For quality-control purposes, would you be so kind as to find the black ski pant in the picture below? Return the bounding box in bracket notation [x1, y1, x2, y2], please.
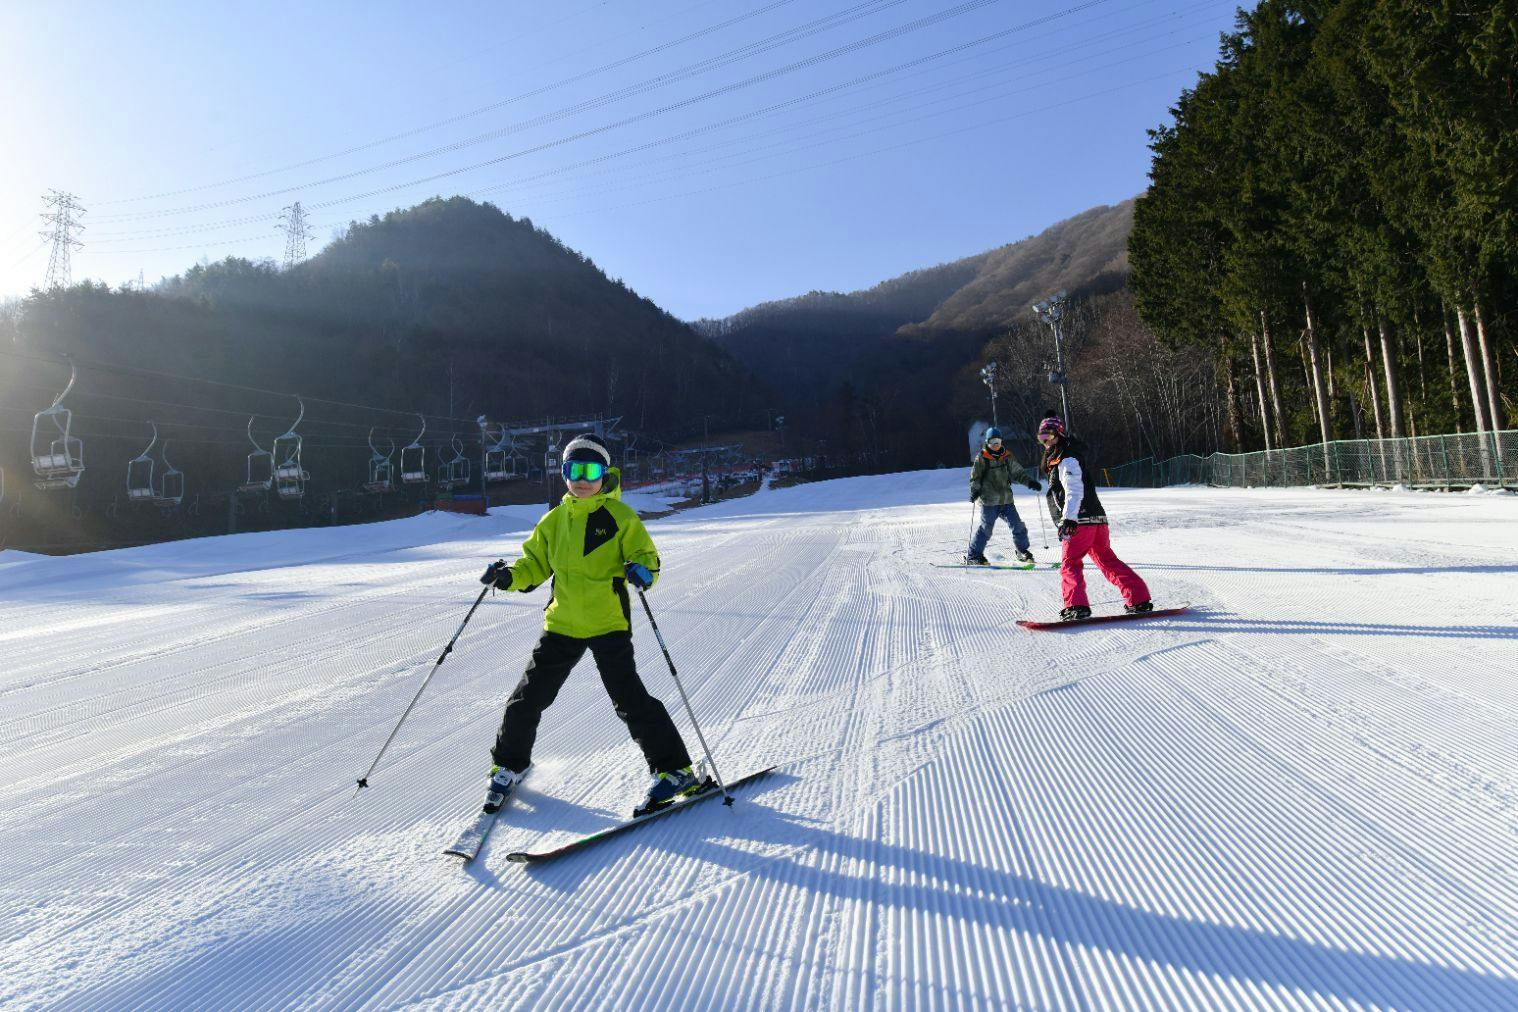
[492, 629, 691, 776]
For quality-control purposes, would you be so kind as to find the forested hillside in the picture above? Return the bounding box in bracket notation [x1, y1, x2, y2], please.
[1129, 0, 1515, 454]
[696, 202, 1135, 469]
[0, 198, 762, 551]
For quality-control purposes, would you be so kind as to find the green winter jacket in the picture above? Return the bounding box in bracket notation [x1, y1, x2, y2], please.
[969, 446, 1039, 505]
[507, 468, 660, 638]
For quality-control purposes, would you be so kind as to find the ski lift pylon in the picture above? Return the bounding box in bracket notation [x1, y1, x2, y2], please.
[240, 416, 273, 493]
[272, 399, 308, 500]
[400, 413, 427, 484]
[31, 359, 85, 490]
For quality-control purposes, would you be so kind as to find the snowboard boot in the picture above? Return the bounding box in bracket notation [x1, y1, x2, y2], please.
[1124, 600, 1155, 615]
[483, 765, 527, 814]
[1014, 549, 1035, 564]
[962, 553, 990, 566]
[634, 766, 702, 817]
[1059, 604, 1092, 622]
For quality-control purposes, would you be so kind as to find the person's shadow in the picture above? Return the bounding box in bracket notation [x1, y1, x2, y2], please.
[497, 772, 1518, 1009]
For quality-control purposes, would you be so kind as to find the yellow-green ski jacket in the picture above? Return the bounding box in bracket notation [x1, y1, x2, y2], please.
[506, 468, 660, 638]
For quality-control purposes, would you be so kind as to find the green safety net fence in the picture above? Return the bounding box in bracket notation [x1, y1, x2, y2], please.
[1106, 430, 1517, 490]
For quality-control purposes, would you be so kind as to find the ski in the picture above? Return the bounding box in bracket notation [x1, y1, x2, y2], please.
[444, 770, 529, 861]
[932, 562, 1055, 571]
[505, 766, 778, 866]
[1018, 604, 1189, 630]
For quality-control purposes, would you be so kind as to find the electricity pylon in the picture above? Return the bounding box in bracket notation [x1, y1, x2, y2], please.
[278, 201, 314, 270]
[40, 190, 85, 289]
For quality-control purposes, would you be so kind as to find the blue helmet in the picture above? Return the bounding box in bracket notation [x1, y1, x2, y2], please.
[983, 427, 1003, 444]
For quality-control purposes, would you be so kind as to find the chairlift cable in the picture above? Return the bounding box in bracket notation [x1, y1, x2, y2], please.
[0, 346, 506, 430]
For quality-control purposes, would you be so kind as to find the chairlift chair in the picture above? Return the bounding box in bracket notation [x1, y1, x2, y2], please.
[364, 427, 395, 493]
[272, 399, 308, 500]
[31, 361, 85, 490]
[400, 413, 427, 484]
[240, 416, 274, 493]
[156, 440, 184, 506]
[480, 419, 513, 482]
[438, 435, 470, 490]
[127, 423, 159, 503]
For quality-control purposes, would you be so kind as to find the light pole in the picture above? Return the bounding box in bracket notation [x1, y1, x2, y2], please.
[978, 361, 1000, 427]
[1032, 290, 1073, 429]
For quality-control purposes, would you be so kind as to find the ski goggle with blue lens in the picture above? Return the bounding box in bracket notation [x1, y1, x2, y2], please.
[561, 460, 607, 482]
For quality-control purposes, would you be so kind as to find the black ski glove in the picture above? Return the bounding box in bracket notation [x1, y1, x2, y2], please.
[969, 486, 981, 503]
[480, 559, 512, 590]
[1023, 477, 1041, 491]
[1057, 520, 1078, 541]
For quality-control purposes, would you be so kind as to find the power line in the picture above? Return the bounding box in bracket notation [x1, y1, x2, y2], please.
[84, 1, 1199, 254]
[7, 239, 51, 271]
[547, 67, 1199, 224]
[69, 9, 1215, 272]
[458, 13, 1219, 210]
[89, 0, 1069, 223]
[96, 0, 797, 206]
[82, 0, 1123, 254]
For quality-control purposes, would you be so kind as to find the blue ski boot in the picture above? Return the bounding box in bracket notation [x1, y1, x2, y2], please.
[633, 766, 702, 817]
[484, 765, 527, 814]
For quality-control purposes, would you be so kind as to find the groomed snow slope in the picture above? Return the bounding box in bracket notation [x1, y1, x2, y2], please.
[2, 473, 1517, 1010]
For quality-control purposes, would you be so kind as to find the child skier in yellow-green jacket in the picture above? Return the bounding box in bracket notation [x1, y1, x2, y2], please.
[478, 434, 698, 817]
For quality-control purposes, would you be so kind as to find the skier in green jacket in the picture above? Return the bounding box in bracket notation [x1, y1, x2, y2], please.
[479, 434, 698, 817]
[965, 426, 1042, 565]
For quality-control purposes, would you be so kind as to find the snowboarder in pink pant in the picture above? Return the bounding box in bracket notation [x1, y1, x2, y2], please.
[1036, 413, 1152, 622]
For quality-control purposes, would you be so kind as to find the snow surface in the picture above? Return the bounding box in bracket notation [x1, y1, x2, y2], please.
[2, 472, 1517, 1010]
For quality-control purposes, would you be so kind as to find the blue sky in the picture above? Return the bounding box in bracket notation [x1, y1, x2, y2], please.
[0, 0, 1240, 319]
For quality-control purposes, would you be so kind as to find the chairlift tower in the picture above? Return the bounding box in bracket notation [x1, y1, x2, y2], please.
[278, 202, 314, 270]
[39, 190, 85, 290]
[1032, 290, 1073, 430]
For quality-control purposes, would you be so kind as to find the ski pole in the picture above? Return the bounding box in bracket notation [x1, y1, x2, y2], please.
[1035, 491, 1050, 549]
[636, 587, 732, 805]
[965, 500, 978, 558]
[354, 579, 494, 796]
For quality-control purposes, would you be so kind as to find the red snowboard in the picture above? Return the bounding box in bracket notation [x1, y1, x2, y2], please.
[1017, 604, 1189, 630]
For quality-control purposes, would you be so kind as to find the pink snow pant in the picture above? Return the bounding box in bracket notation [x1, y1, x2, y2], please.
[1060, 523, 1149, 608]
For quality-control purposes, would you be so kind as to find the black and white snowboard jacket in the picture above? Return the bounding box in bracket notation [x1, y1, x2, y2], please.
[1044, 437, 1108, 528]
